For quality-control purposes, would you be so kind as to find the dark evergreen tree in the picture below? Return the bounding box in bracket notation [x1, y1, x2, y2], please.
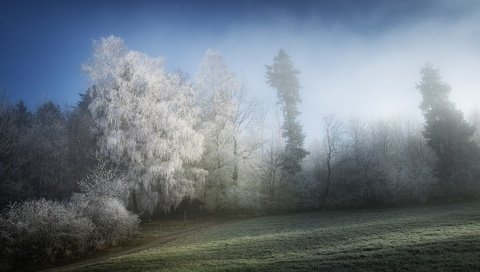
[32, 101, 71, 199]
[266, 50, 308, 176]
[417, 64, 479, 198]
[0, 99, 35, 207]
[67, 88, 99, 186]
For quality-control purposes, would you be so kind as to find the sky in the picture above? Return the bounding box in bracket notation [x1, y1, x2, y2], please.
[1, 0, 480, 142]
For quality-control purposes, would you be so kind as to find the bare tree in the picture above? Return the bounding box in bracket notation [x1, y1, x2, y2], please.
[231, 83, 262, 185]
[261, 139, 283, 202]
[322, 114, 344, 201]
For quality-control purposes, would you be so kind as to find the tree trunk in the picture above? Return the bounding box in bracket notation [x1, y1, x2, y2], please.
[324, 157, 332, 202]
[183, 207, 187, 227]
[233, 138, 238, 186]
[270, 175, 275, 202]
[131, 188, 138, 213]
[203, 181, 207, 205]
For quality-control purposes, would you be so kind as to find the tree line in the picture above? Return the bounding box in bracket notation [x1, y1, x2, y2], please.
[2, 37, 480, 217]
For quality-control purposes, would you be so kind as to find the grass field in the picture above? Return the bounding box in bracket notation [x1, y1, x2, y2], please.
[49, 202, 480, 272]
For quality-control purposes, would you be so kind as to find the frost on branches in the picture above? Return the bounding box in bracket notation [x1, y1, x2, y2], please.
[83, 36, 205, 214]
[195, 50, 261, 210]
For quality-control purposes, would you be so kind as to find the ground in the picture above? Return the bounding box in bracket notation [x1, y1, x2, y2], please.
[48, 202, 480, 272]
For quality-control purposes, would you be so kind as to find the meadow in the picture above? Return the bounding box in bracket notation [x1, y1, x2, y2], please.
[49, 202, 480, 272]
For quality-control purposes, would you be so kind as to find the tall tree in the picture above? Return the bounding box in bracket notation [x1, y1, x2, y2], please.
[66, 89, 99, 184]
[0, 97, 35, 207]
[266, 50, 308, 177]
[84, 36, 205, 214]
[195, 50, 237, 210]
[195, 50, 260, 210]
[417, 64, 479, 198]
[32, 101, 71, 199]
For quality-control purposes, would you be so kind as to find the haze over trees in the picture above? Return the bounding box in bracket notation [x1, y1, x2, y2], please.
[194, 50, 261, 211]
[1, 35, 480, 270]
[417, 64, 480, 198]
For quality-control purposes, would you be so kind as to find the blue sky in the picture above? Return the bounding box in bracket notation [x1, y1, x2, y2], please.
[1, 0, 480, 141]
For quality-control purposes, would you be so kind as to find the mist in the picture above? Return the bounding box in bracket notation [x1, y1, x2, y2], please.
[83, 0, 480, 142]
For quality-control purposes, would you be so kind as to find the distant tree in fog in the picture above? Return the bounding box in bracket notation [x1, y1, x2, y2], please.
[266, 50, 308, 178]
[195, 50, 261, 210]
[417, 64, 480, 198]
[195, 50, 239, 210]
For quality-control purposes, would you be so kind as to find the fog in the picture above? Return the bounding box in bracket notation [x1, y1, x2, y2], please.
[2, 1, 479, 144]
[209, 9, 480, 142]
[119, 1, 480, 143]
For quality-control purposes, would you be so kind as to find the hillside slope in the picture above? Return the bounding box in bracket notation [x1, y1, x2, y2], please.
[50, 202, 480, 272]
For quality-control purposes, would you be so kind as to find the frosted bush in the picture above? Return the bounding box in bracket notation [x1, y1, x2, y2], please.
[73, 159, 139, 247]
[71, 194, 139, 247]
[78, 157, 128, 202]
[0, 199, 95, 268]
[0, 160, 140, 269]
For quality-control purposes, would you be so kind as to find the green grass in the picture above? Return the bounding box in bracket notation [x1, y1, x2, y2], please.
[50, 202, 480, 271]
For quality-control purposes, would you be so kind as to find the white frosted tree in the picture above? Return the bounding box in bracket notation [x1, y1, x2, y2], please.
[195, 50, 235, 210]
[83, 36, 205, 214]
[195, 50, 260, 210]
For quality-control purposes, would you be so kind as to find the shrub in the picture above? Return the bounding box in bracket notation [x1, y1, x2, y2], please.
[77, 157, 127, 201]
[0, 199, 95, 269]
[72, 158, 139, 247]
[0, 161, 140, 270]
[71, 194, 139, 248]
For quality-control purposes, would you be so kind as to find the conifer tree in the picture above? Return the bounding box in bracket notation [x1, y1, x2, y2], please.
[266, 50, 308, 177]
[417, 64, 479, 197]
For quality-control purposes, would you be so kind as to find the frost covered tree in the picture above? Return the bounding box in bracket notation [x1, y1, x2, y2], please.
[195, 50, 260, 210]
[417, 64, 479, 198]
[83, 36, 205, 214]
[195, 50, 236, 210]
[266, 50, 308, 177]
